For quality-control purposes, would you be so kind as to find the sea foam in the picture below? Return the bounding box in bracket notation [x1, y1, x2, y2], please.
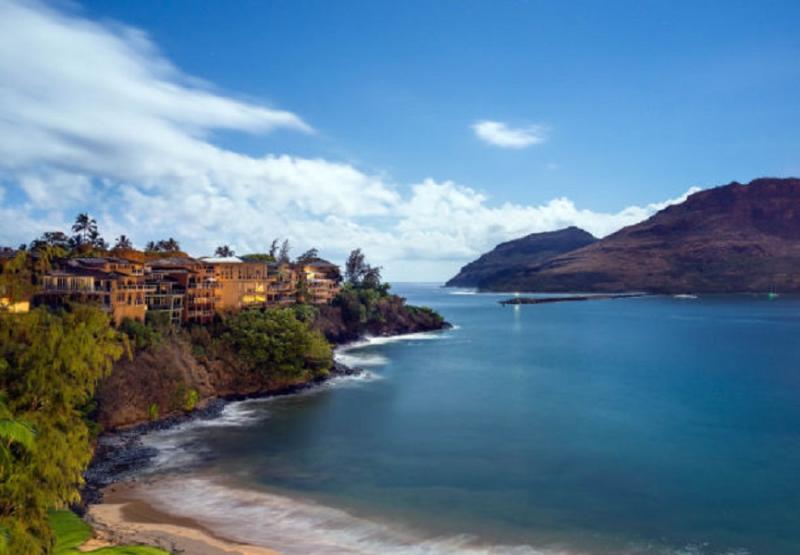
[138, 475, 577, 555]
[334, 329, 451, 368]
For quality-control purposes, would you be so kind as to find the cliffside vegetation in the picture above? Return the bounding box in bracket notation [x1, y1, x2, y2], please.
[223, 308, 332, 379]
[0, 306, 123, 554]
[0, 239, 446, 552]
[314, 249, 447, 343]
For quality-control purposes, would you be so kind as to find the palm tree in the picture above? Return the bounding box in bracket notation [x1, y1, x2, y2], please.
[157, 238, 181, 253]
[278, 239, 291, 263]
[113, 235, 133, 250]
[89, 229, 108, 251]
[268, 239, 279, 259]
[0, 401, 34, 467]
[297, 247, 319, 263]
[71, 213, 97, 246]
[144, 241, 158, 253]
[215, 245, 235, 257]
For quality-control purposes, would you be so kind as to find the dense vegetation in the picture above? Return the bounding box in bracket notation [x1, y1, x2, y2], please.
[0, 306, 123, 554]
[1, 224, 444, 553]
[322, 249, 446, 340]
[222, 308, 332, 379]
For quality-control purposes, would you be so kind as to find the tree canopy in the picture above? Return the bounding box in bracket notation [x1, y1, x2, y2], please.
[113, 235, 133, 250]
[344, 249, 385, 292]
[0, 306, 124, 554]
[222, 308, 331, 380]
[214, 245, 235, 257]
[145, 238, 181, 253]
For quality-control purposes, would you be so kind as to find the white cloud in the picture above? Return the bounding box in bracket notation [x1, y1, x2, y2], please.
[392, 179, 699, 262]
[0, 0, 701, 282]
[471, 120, 548, 149]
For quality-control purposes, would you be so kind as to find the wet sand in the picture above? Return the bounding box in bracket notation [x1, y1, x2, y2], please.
[86, 482, 281, 555]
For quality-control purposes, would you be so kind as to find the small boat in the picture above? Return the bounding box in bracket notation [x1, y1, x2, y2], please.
[767, 291, 780, 300]
[673, 294, 698, 300]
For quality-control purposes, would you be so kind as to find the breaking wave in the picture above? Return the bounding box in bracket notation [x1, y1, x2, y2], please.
[140, 399, 271, 470]
[334, 329, 451, 368]
[137, 475, 576, 555]
[134, 476, 750, 555]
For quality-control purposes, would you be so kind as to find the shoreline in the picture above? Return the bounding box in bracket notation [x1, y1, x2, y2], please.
[82, 359, 363, 508]
[87, 482, 282, 555]
[80, 326, 454, 554]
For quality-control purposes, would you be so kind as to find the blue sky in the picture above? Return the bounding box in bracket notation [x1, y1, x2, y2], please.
[0, 0, 798, 280]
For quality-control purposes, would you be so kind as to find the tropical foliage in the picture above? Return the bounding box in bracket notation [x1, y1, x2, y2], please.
[144, 238, 181, 253]
[214, 245, 235, 257]
[222, 308, 332, 380]
[0, 251, 35, 304]
[0, 306, 124, 554]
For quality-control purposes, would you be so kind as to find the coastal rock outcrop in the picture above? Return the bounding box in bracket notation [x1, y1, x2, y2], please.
[445, 226, 597, 288]
[313, 295, 449, 343]
[96, 298, 448, 430]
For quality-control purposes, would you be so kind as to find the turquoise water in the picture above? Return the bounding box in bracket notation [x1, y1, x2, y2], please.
[142, 285, 800, 554]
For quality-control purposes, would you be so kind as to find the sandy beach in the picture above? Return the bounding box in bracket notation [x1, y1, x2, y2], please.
[86, 482, 281, 555]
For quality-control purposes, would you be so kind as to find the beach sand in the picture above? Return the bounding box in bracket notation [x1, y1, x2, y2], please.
[86, 482, 281, 555]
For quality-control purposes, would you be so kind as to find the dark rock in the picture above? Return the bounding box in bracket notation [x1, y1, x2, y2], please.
[445, 226, 597, 288]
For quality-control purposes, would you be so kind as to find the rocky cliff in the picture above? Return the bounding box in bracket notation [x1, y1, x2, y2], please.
[445, 226, 597, 288]
[485, 177, 800, 293]
[96, 297, 449, 429]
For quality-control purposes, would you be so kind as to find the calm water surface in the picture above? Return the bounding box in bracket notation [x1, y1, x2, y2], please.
[143, 285, 800, 555]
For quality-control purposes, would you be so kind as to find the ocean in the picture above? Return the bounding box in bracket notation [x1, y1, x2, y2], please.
[136, 284, 800, 554]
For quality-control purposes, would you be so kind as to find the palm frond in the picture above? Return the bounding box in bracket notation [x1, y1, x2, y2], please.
[0, 419, 35, 450]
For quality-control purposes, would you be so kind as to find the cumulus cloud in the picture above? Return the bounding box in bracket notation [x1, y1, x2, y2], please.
[471, 120, 548, 149]
[0, 0, 699, 281]
[393, 179, 699, 261]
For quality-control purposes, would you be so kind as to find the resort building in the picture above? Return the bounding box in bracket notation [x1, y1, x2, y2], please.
[0, 249, 31, 313]
[145, 257, 217, 324]
[40, 257, 151, 325]
[33, 250, 342, 326]
[299, 259, 341, 304]
[266, 262, 298, 305]
[144, 276, 184, 325]
[201, 257, 269, 312]
[0, 296, 29, 313]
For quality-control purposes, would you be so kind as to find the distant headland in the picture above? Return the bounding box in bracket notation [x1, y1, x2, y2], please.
[447, 177, 800, 294]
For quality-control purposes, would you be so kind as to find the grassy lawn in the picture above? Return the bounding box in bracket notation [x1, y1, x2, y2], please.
[49, 510, 169, 555]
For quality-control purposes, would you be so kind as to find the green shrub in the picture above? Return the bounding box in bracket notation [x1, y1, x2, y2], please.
[223, 308, 332, 380]
[119, 318, 162, 351]
[184, 389, 199, 412]
[293, 303, 318, 324]
[148, 403, 159, 421]
[145, 310, 172, 331]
